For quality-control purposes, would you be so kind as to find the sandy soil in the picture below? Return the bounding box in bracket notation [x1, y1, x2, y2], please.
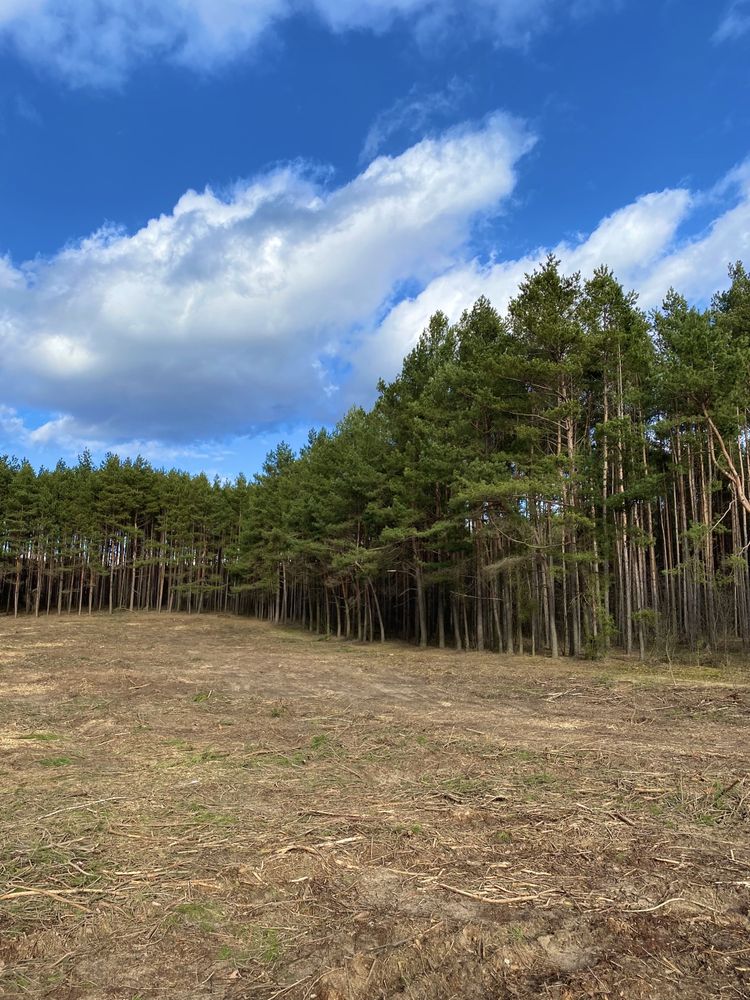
[1, 614, 749, 999]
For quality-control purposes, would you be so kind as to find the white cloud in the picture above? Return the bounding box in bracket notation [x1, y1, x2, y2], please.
[0, 404, 232, 470]
[360, 79, 470, 163]
[714, 1, 750, 43]
[0, 113, 533, 446]
[0, 403, 28, 444]
[0, 0, 605, 86]
[562, 189, 692, 277]
[348, 164, 750, 394]
[3, 111, 749, 465]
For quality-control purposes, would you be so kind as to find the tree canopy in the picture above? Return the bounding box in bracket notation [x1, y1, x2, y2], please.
[3, 258, 750, 659]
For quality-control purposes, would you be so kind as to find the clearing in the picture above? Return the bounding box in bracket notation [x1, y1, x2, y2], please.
[1, 614, 749, 999]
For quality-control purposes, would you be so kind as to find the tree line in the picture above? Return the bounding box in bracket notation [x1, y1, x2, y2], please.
[3, 256, 750, 658]
[0, 454, 249, 618]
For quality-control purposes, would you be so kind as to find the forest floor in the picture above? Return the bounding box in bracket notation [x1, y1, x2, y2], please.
[1, 615, 749, 1000]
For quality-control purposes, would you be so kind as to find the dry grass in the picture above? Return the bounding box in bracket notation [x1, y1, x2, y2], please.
[1, 613, 749, 999]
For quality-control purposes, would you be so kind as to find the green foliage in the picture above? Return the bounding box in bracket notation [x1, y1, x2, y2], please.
[3, 256, 750, 661]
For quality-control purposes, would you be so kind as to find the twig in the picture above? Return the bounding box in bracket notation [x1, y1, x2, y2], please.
[37, 797, 126, 821]
[300, 810, 369, 820]
[0, 888, 91, 912]
[610, 811, 637, 828]
[438, 884, 559, 905]
[621, 896, 719, 914]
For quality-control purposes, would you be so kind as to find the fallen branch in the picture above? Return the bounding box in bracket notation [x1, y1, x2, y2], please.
[0, 888, 91, 912]
[610, 811, 637, 828]
[438, 884, 560, 905]
[621, 896, 719, 915]
[37, 796, 126, 821]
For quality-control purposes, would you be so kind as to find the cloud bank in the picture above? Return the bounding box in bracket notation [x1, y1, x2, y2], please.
[1, 113, 749, 463]
[0, 113, 533, 445]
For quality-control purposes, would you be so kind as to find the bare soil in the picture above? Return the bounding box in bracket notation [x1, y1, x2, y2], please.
[1, 614, 749, 999]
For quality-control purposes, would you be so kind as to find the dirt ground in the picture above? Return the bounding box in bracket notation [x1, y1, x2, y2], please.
[1, 614, 749, 1000]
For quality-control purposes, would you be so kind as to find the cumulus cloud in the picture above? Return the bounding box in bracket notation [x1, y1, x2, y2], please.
[0, 0, 605, 85]
[0, 113, 534, 445]
[3, 111, 749, 463]
[348, 165, 750, 395]
[0, 404, 225, 467]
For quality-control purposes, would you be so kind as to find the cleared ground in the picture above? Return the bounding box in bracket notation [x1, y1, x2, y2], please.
[1, 614, 749, 999]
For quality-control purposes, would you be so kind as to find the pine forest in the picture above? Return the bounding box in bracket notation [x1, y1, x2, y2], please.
[3, 256, 750, 661]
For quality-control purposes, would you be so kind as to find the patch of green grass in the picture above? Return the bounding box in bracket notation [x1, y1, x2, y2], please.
[39, 755, 75, 767]
[243, 732, 347, 769]
[307, 732, 347, 759]
[19, 842, 106, 887]
[442, 776, 493, 797]
[1, 842, 70, 878]
[508, 924, 526, 944]
[213, 913, 286, 964]
[394, 822, 423, 837]
[171, 902, 221, 931]
[3, 973, 33, 992]
[254, 928, 282, 964]
[651, 777, 745, 830]
[18, 731, 60, 741]
[243, 750, 307, 768]
[217, 927, 282, 966]
[186, 803, 236, 827]
[522, 770, 556, 787]
[184, 748, 230, 765]
[492, 830, 513, 844]
[193, 692, 212, 703]
[712, 779, 739, 804]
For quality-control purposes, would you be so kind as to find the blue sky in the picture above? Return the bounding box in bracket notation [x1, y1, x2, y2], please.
[0, 0, 748, 478]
